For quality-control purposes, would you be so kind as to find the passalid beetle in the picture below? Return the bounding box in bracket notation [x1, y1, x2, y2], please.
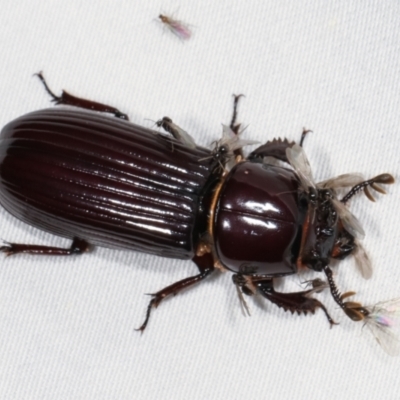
[0, 74, 398, 354]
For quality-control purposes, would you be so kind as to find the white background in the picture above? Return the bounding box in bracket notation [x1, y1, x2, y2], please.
[1, 1, 400, 399]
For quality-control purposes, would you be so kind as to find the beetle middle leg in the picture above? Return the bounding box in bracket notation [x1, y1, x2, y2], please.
[34, 72, 129, 120]
[0, 237, 90, 256]
[136, 252, 215, 332]
[230, 94, 245, 135]
[229, 94, 245, 159]
[236, 275, 337, 326]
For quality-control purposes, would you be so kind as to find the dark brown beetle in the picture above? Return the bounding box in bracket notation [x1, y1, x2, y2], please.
[0, 74, 397, 353]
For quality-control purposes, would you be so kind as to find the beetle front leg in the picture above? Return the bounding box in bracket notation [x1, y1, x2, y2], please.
[322, 265, 370, 322]
[248, 128, 311, 163]
[35, 72, 129, 120]
[243, 276, 337, 327]
[136, 252, 215, 332]
[0, 237, 90, 256]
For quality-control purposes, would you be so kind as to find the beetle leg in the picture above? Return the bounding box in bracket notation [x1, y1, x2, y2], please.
[248, 138, 295, 163]
[322, 265, 378, 321]
[136, 252, 215, 333]
[230, 94, 245, 135]
[341, 173, 395, 204]
[248, 128, 311, 163]
[34, 72, 129, 120]
[0, 237, 90, 256]
[322, 265, 371, 322]
[229, 94, 245, 158]
[254, 277, 337, 327]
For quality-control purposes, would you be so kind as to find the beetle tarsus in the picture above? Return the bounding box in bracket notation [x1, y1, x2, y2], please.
[0, 237, 90, 256]
[34, 71, 60, 102]
[34, 71, 129, 120]
[299, 128, 312, 147]
[0, 240, 13, 256]
[135, 296, 160, 333]
[230, 94, 245, 135]
[136, 252, 215, 332]
[228, 94, 246, 159]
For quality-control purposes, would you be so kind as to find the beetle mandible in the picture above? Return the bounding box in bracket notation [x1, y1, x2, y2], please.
[0, 73, 397, 354]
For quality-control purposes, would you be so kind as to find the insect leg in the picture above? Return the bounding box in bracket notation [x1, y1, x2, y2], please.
[322, 265, 369, 322]
[230, 94, 245, 135]
[299, 128, 312, 147]
[228, 94, 245, 159]
[254, 277, 337, 327]
[34, 72, 129, 120]
[248, 127, 312, 163]
[0, 237, 90, 256]
[136, 252, 215, 332]
[248, 139, 295, 163]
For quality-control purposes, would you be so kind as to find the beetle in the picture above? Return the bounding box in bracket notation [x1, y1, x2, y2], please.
[0, 73, 397, 354]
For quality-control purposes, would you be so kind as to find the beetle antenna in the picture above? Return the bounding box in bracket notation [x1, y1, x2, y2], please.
[341, 174, 394, 204]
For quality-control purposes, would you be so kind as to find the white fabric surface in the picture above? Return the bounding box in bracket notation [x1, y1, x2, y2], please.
[1, 1, 400, 399]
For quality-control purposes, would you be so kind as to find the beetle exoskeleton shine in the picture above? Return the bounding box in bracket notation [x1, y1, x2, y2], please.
[0, 74, 398, 354]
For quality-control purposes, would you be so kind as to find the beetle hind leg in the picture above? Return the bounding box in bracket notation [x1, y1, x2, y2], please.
[136, 252, 215, 333]
[34, 72, 129, 120]
[0, 237, 90, 256]
[249, 277, 337, 327]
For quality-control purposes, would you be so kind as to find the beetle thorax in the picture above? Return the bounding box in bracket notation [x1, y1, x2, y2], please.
[212, 161, 307, 276]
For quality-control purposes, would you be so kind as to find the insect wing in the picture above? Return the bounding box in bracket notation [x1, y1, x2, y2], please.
[285, 144, 316, 190]
[159, 15, 192, 41]
[235, 284, 251, 317]
[169, 122, 197, 148]
[364, 298, 400, 356]
[219, 124, 259, 152]
[169, 20, 192, 40]
[353, 239, 373, 279]
[332, 199, 365, 239]
[228, 138, 260, 152]
[318, 173, 364, 190]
